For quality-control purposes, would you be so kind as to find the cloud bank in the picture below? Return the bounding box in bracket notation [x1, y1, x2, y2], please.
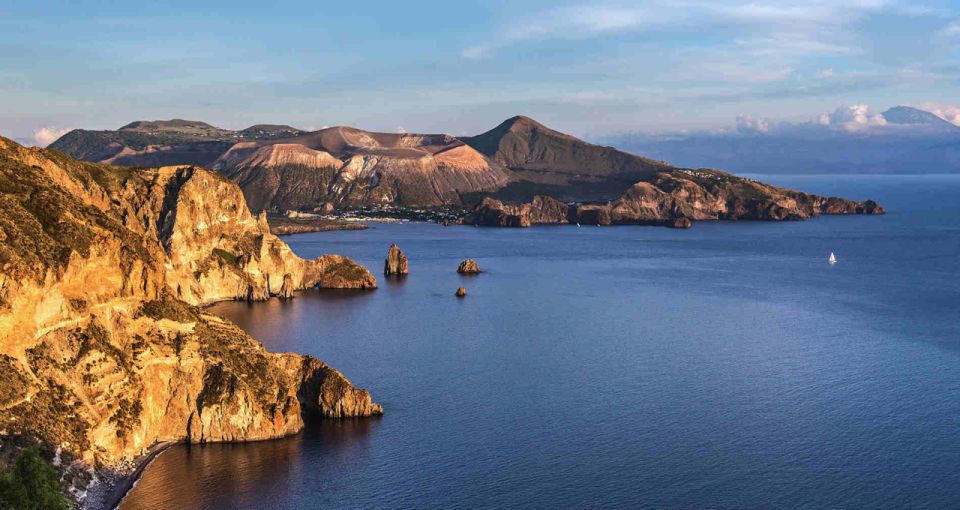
[33, 127, 70, 147]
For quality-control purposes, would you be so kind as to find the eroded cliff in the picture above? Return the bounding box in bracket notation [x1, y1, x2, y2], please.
[0, 137, 381, 505]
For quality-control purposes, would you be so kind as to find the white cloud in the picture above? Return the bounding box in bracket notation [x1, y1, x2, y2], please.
[460, 5, 652, 59]
[939, 19, 960, 37]
[33, 127, 70, 147]
[396, 126, 407, 133]
[817, 104, 887, 131]
[736, 114, 770, 133]
[914, 102, 960, 125]
[460, 1, 896, 59]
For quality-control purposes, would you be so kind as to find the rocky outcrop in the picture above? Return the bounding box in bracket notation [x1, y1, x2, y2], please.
[384, 244, 409, 276]
[457, 259, 481, 274]
[279, 274, 295, 299]
[142, 168, 376, 305]
[455, 286, 466, 297]
[0, 137, 380, 505]
[210, 128, 515, 211]
[268, 216, 367, 236]
[461, 169, 884, 228]
[461, 196, 571, 227]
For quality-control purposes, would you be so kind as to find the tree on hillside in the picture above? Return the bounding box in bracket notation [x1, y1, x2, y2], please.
[0, 446, 69, 510]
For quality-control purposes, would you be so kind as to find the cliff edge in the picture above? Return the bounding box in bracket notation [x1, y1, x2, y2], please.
[0, 137, 381, 506]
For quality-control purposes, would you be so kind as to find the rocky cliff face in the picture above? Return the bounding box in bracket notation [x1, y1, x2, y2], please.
[212, 127, 514, 210]
[462, 169, 884, 228]
[0, 137, 380, 504]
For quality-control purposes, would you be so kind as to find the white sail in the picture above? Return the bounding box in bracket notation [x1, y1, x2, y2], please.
[829, 252, 837, 264]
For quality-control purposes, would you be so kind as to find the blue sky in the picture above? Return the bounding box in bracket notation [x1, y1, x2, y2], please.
[3, 0, 959, 144]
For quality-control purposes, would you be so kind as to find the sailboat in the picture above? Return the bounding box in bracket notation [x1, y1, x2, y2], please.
[828, 252, 837, 265]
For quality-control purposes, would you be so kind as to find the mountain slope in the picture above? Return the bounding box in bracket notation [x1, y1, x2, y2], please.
[49, 119, 305, 167]
[0, 137, 380, 505]
[462, 116, 674, 195]
[212, 127, 514, 210]
[882, 106, 960, 130]
[462, 168, 884, 227]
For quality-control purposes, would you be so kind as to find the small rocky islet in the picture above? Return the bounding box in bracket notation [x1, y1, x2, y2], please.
[384, 244, 409, 276]
[457, 259, 481, 274]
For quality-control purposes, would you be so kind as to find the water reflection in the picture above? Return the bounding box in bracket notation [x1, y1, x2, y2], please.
[120, 418, 379, 510]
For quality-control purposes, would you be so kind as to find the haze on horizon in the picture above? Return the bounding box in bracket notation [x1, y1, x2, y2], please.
[3, 0, 959, 146]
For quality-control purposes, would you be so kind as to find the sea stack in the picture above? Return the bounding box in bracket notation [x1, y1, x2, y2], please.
[455, 286, 467, 297]
[457, 259, 481, 274]
[279, 273, 295, 299]
[384, 243, 409, 276]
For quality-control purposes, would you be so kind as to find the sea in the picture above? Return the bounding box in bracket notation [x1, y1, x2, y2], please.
[120, 175, 960, 509]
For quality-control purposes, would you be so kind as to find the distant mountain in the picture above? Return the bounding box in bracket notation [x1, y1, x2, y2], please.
[603, 105, 960, 174]
[49, 119, 305, 167]
[48, 115, 882, 215]
[462, 116, 673, 199]
[881, 106, 960, 130]
[212, 126, 513, 210]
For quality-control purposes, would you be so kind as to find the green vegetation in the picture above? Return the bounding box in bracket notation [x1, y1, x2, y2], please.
[0, 147, 157, 284]
[139, 296, 199, 323]
[0, 447, 69, 510]
[212, 248, 239, 267]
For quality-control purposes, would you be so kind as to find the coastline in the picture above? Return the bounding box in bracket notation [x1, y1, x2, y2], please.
[97, 441, 175, 510]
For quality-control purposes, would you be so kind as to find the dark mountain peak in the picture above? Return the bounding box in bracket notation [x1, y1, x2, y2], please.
[882, 106, 958, 129]
[462, 116, 672, 198]
[120, 119, 223, 132]
[238, 124, 305, 138]
[241, 124, 301, 132]
[501, 115, 546, 131]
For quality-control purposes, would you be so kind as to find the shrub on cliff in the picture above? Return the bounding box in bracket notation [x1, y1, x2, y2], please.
[0, 446, 68, 509]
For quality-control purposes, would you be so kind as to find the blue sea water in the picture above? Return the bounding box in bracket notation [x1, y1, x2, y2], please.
[121, 175, 960, 509]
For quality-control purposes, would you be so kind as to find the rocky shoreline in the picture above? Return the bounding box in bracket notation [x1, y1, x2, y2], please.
[0, 137, 382, 508]
[268, 215, 368, 236]
[460, 170, 884, 228]
[94, 441, 174, 510]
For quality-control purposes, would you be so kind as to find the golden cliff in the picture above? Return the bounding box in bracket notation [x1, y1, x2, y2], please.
[0, 137, 381, 503]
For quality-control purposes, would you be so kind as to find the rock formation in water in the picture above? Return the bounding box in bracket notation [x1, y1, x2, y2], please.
[457, 259, 481, 274]
[0, 137, 381, 505]
[461, 196, 571, 227]
[455, 286, 466, 297]
[462, 169, 884, 228]
[384, 244, 409, 276]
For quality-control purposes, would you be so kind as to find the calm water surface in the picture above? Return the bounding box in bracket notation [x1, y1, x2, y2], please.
[122, 176, 960, 509]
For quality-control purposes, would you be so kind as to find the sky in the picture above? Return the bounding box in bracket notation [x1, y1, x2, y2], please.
[2, 0, 959, 145]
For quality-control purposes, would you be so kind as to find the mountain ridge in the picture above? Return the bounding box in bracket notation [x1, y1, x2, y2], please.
[48, 115, 885, 217]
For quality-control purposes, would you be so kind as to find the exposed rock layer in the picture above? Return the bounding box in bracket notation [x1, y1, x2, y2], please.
[0, 138, 381, 501]
[211, 128, 514, 210]
[462, 169, 884, 227]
